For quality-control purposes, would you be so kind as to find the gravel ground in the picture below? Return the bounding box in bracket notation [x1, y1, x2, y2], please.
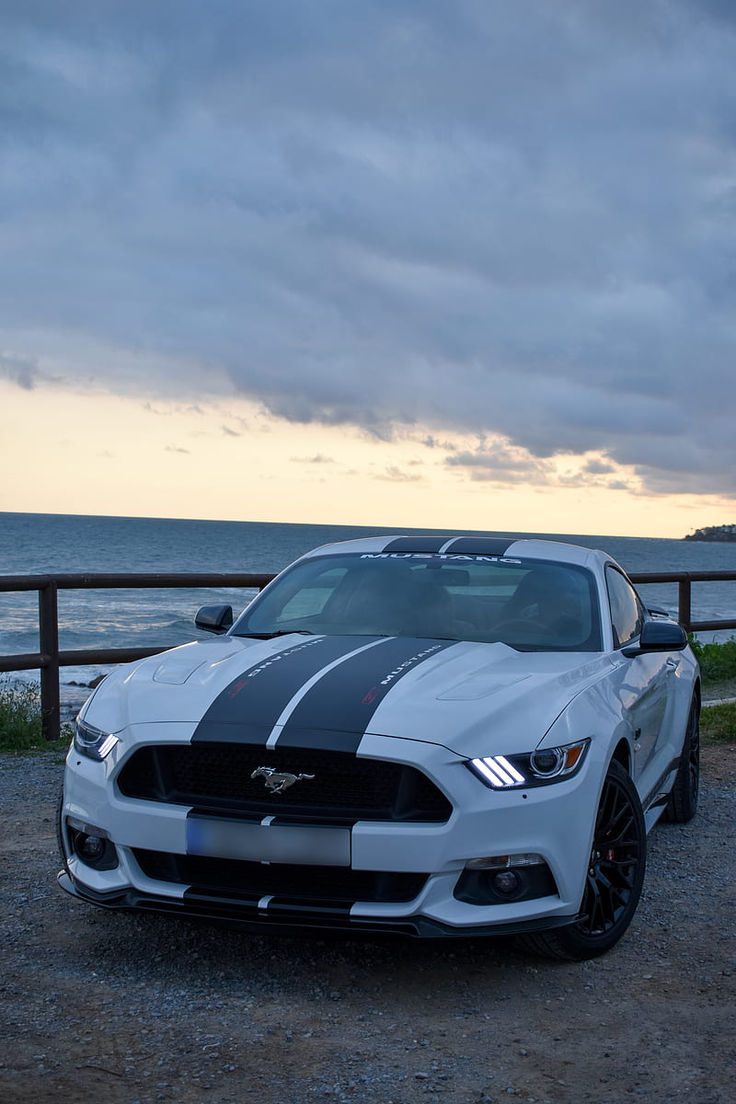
[1, 747, 734, 1104]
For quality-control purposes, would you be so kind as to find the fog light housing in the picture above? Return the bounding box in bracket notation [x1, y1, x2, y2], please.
[467, 852, 545, 870]
[454, 856, 557, 906]
[66, 818, 118, 870]
[78, 835, 106, 862]
[492, 870, 522, 896]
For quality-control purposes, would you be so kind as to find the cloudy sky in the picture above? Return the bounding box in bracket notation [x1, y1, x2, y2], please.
[1, 0, 735, 536]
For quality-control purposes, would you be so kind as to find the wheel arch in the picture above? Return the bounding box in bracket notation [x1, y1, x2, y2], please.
[609, 737, 632, 775]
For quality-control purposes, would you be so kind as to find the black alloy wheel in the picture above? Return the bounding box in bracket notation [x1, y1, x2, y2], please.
[517, 760, 646, 961]
[662, 692, 700, 824]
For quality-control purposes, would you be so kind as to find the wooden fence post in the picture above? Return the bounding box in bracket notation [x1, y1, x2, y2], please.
[39, 580, 60, 741]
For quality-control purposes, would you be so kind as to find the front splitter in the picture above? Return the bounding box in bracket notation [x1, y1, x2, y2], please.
[58, 870, 577, 940]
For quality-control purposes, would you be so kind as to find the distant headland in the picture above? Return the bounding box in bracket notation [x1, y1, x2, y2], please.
[684, 524, 736, 542]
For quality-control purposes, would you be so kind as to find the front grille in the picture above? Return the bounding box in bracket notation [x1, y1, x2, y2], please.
[117, 743, 452, 823]
[133, 849, 428, 904]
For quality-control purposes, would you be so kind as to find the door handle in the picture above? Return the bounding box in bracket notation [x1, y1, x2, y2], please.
[666, 657, 679, 671]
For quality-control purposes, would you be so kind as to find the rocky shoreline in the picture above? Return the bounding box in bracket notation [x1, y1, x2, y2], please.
[684, 523, 736, 542]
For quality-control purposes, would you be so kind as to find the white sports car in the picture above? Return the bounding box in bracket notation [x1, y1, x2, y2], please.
[58, 535, 700, 960]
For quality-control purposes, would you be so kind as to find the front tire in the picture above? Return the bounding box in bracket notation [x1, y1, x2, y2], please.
[517, 761, 646, 961]
[662, 692, 700, 824]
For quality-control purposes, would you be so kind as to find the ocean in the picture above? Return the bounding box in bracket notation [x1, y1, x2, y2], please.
[1, 512, 735, 713]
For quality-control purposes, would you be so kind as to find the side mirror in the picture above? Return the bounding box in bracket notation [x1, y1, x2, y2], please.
[622, 620, 687, 658]
[195, 604, 233, 635]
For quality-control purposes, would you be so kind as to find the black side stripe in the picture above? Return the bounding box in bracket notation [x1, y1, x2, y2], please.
[276, 636, 457, 749]
[193, 636, 383, 745]
[441, 536, 517, 556]
[382, 536, 447, 552]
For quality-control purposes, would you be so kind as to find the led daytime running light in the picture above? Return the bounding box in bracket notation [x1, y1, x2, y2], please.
[470, 755, 527, 788]
[468, 739, 589, 790]
[74, 718, 119, 761]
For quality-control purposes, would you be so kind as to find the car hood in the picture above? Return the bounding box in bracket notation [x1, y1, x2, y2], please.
[82, 632, 616, 758]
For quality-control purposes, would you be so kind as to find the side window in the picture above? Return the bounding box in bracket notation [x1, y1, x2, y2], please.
[606, 567, 644, 648]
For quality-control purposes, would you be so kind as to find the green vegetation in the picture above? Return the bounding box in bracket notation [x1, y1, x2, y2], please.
[690, 636, 736, 685]
[701, 703, 736, 745]
[0, 680, 69, 754]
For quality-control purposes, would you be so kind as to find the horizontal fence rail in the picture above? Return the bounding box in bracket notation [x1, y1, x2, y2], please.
[1, 569, 735, 742]
[629, 571, 736, 633]
[0, 573, 276, 742]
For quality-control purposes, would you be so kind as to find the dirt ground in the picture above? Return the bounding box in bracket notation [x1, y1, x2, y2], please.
[1, 747, 734, 1104]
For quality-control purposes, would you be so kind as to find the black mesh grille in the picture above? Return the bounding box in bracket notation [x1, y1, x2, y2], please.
[133, 849, 428, 904]
[117, 743, 452, 823]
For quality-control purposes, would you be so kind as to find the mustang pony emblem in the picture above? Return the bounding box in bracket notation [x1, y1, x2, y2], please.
[251, 766, 315, 795]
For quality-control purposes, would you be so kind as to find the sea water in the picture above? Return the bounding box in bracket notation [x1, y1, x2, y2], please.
[1, 512, 735, 712]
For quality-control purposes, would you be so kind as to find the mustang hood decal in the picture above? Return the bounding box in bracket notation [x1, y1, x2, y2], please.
[192, 635, 457, 751]
[83, 632, 617, 757]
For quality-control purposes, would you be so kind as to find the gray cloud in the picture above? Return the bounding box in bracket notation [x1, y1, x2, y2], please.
[447, 443, 552, 485]
[0, 352, 40, 390]
[583, 459, 618, 476]
[378, 465, 422, 483]
[290, 454, 335, 464]
[1, 2, 735, 496]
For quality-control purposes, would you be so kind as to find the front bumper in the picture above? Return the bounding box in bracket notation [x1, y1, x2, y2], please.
[59, 725, 602, 938]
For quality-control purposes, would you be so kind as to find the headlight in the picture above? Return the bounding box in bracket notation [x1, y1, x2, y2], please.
[73, 717, 119, 761]
[467, 738, 589, 790]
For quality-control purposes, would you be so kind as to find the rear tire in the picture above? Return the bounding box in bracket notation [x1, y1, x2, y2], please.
[516, 761, 646, 961]
[662, 692, 700, 824]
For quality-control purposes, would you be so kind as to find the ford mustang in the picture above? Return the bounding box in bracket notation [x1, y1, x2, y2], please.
[58, 535, 700, 959]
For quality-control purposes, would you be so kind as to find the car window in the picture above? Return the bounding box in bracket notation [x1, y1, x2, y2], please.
[277, 567, 348, 622]
[606, 566, 644, 648]
[234, 554, 602, 651]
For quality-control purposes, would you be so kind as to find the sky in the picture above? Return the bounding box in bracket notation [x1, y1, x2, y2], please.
[1, 0, 735, 538]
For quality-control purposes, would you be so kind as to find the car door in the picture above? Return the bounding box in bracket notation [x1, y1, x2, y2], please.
[605, 566, 674, 792]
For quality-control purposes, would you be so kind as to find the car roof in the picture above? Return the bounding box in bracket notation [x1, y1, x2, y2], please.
[298, 535, 609, 571]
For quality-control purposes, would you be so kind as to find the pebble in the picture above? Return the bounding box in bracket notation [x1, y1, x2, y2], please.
[2, 752, 735, 1103]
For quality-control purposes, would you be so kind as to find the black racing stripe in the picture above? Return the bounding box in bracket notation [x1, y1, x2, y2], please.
[382, 536, 447, 552]
[266, 899, 353, 916]
[442, 536, 517, 555]
[267, 814, 357, 828]
[277, 636, 456, 748]
[274, 726, 364, 753]
[185, 808, 356, 828]
[187, 808, 262, 823]
[193, 636, 382, 745]
[183, 888, 261, 907]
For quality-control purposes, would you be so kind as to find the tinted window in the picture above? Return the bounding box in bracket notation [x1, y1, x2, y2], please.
[233, 553, 602, 651]
[606, 566, 644, 648]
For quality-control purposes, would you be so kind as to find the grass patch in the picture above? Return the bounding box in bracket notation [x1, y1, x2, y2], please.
[691, 637, 736, 685]
[0, 680, 69, 754]
[701, 703, 736, 745]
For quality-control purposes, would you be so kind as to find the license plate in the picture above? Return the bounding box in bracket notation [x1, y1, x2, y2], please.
[186, 817, 351, 866]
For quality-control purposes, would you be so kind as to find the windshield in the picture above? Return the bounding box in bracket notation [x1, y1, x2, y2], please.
[232, 553, 602, 652]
